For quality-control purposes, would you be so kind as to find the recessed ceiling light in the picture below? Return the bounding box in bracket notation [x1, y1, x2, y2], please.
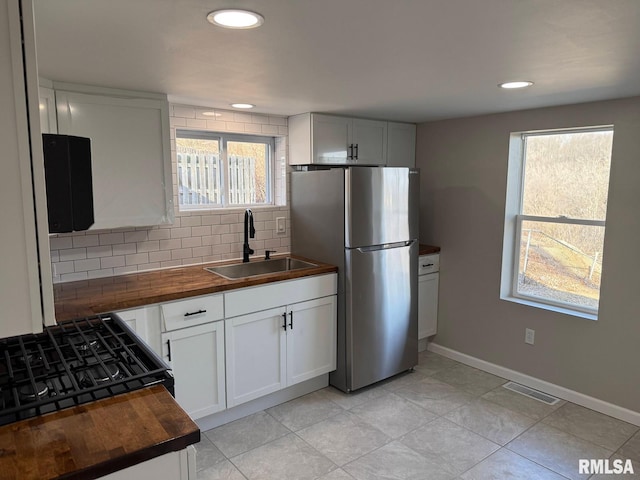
[230, 103, 255, 109]
[207, 9, 264, 29]
[201, 111, 221, 117]
[499, 81, 534, 89]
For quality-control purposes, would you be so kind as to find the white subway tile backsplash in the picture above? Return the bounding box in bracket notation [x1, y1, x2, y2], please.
[180, 216, 202, 227]
[173, 105, 196, 118]
[53, 261, 75, 275]
[74, 258, 101, 272]
[72, 235, 99, 248]
[51, 104, 291, 283]
[170, 227, 192, 239]
[86, 245, 113, 258]
[111, 243, 137, 256]
[137, 241, 160, 253]
[181, 236, 202, 248]
[50, 236, 73, 250]
[88, 268, 114, 279]
[148, 250, 172, 263]
[191, 226, 212, 237]
[126, 253, 149, 266]
[147, 229, 171, 241]
[99, 233, 125, 245]
[59, 248, 87, 262]
[101, 256, 126, 269]
[171, 248, 193, 260]
[61, 272, 88, 282]
[124, 231, 149, 243]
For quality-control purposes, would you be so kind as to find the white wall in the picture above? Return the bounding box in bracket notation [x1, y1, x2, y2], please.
[417, 96, 640, 412]
[49, 105, 290, 282]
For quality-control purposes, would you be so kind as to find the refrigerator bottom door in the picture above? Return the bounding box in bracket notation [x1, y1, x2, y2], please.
[345, 240, 418, 391]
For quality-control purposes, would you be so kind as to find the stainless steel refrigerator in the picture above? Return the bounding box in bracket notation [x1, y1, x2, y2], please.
[291, 166, 419, 392]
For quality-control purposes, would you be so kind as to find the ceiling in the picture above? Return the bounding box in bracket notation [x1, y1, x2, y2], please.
[33, 0, 640, 123]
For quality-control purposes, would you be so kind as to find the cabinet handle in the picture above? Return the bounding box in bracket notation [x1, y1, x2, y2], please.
[288, 311, 294, 330]
[166, 339, 172, 362]
[421, 263, 434, 268]
[348, 144, 354, 160]
[282, 312, 287, 331]
[184, 309, 206, 317]
[354, 143, 359, 159]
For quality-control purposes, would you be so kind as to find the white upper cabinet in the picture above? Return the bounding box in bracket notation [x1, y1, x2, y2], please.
[387, 122, 416, 168]
[38, 84, 57, 134]
[0, 0, 54, 337]
[290, 113, 387, 166]
[54, 83, 173, 230]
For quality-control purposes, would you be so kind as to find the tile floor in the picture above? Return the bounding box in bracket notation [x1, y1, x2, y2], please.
[194, 351, 640, 479]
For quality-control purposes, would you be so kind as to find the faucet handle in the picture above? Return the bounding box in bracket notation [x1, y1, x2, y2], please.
[265, 250, 277, 260]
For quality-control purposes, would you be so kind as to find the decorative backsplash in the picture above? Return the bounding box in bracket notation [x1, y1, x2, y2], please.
[49, 105, 290, 283]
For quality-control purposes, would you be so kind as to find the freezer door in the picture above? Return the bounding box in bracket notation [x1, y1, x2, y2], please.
[345, 240, 418, 391]
[345, 167, 419, 248]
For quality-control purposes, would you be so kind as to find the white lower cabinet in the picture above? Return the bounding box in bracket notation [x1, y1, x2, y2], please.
[162, 321, 226, 419]
[225, 282, 337, 408]
[418, 254, 440, 339]
[286, 296, 337, 386]
[100, 446, 195, 480]
[225, 307, 287, 407]
[116, 307, 149, 344]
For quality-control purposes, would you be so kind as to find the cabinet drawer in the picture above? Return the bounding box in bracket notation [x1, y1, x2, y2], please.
[161, 294, 224, 331]
[225, 273, 337, 318]
[418, 254, 439, 275]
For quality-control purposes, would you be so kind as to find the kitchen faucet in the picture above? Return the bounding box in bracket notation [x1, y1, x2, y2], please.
[243, 208, 255, 263]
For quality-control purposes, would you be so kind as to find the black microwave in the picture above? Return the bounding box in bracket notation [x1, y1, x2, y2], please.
[42, 134, 94, 233]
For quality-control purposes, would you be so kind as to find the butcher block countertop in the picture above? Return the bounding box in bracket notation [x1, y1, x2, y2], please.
[54, 254, 338, 322]
[0, 385, 199, 480]
[419, 244, 440, 255]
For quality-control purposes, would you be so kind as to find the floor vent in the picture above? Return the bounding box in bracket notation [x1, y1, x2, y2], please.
[502, 381, 561, 405]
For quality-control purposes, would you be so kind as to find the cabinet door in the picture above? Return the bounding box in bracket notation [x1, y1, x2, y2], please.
[311, 114, 350, 164]
[55, 90, 171, 230]
[116, 307, 149, 345]
[352, 118, 387, 165]
[38, 86, 57, 134]
[387, 122, 416, 167]
[286, 296, 337, 386]
[418, 272, 439, 339]
[162, 322, 226, 419]
[226, 307, 287, 407]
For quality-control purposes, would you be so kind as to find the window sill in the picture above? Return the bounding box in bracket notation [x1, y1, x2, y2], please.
[501, 295, 598, 321]
[178, 204, 285, 214]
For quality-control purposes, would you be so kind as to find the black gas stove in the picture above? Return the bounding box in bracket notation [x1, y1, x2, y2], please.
[0, 313, 173, 426]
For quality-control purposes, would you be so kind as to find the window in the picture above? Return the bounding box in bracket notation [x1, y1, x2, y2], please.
[176, 130, 274, 210]
[502, 127, 613, 317]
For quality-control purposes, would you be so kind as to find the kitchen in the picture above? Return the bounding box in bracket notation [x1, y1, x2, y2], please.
[2, 1, 640, 479]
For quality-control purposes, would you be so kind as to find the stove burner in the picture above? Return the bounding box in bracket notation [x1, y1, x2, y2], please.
[78, 364, 121, 387]
[66, 333, 99, 352]
[18, 382, 49, 402]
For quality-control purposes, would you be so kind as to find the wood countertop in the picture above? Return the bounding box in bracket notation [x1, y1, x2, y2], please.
[419, 244, 441, 255]
[0, 385, 199, 480]
[54, 255, 338, 322]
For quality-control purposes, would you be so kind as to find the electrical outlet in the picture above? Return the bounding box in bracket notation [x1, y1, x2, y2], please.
[525, 328, 535, 345]
[276, 217, 286, 234]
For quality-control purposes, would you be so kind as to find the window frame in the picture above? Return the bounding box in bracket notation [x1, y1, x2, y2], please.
[503, 125, 613, 318]
[176, 129, 275, 211]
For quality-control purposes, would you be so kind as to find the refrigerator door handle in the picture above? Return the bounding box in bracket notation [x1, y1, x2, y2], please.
[356, 240, 415, 253]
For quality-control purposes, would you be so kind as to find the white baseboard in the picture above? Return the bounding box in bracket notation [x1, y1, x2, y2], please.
[428, 343, 640, 427]
[195, 375, 329, 431]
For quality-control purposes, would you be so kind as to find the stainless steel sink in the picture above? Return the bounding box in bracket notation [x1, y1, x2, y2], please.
[205, 257, 317, 280]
